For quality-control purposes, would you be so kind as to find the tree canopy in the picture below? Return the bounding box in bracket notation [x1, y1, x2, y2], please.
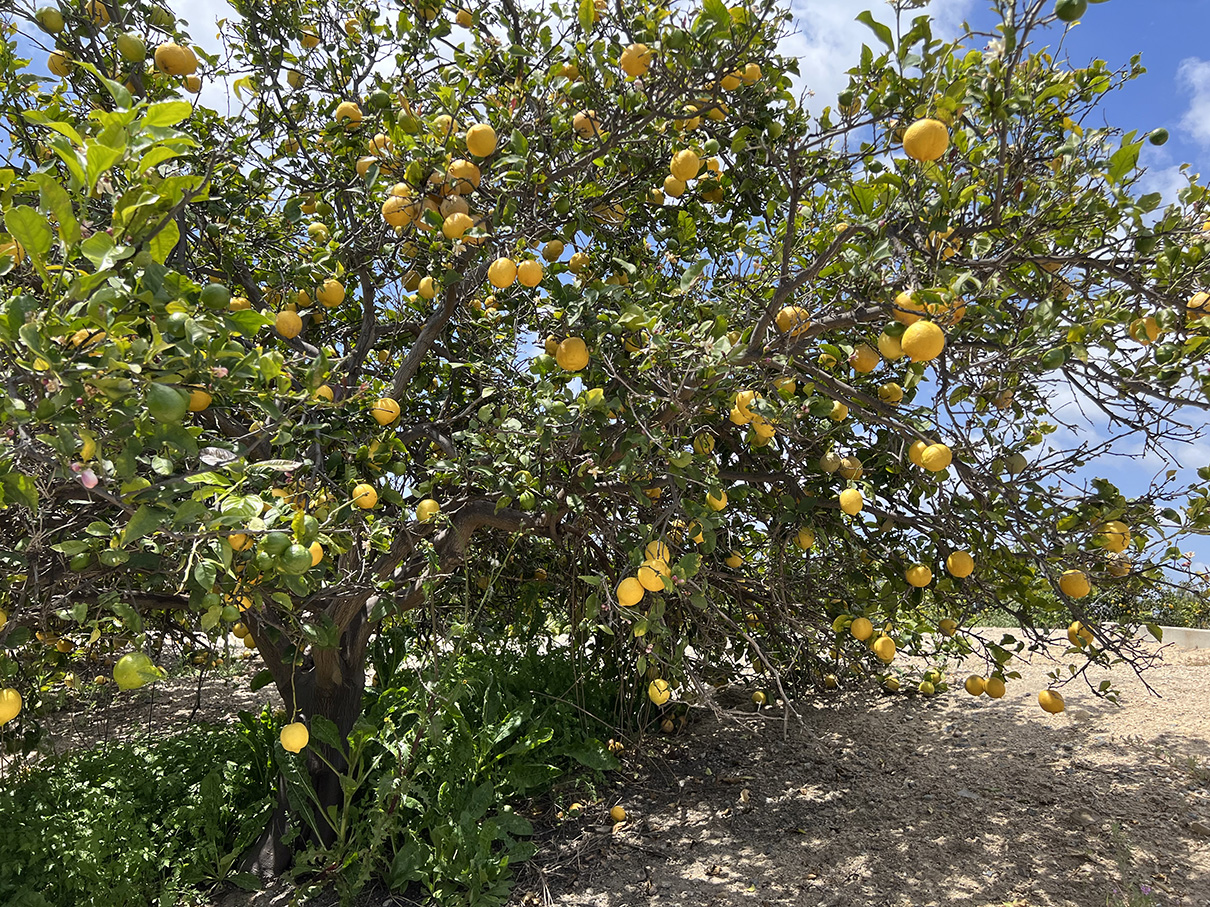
[2, 0, 1210, 874]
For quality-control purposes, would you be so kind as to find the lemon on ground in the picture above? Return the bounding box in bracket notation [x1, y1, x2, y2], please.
[617, 576, 644, 606]
[873, 636, 896, 663]
[1038, 689, 1065, 714]
[905, 564, 933, 588]
[556, 337, 589, 371]
[903, 118, 950, 162]
[921, 443, 953, 472]
[276, 310, 303, 339]
[850, 343, 879, 373]
[670, 149, 700, 181]
[1058, 569, 1090, 598]
[900, 320, 945, 362]
[918, 680, 936, 695]
[984, 676, 1006, 698]
[706, 490, 728, 511]
[839, 488, 863, 515]
[0, 688, 22, 725]
[488, 257, 517, 288]
[946, 551, 974, 578]
[317, 278, 345, 307]
[794, 527, 815, 550]
[352, 483, 378, 509]
[648, 679, 671, 705]
[517, 259, 543, 287]
[610, 805, 628, 822]
[850, 617, 873, 641]
[416, 498, 440, 522]
[281, 721, 309, 753]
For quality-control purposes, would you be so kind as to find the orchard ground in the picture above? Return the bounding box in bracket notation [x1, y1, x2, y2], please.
[23, 633, 1210, 907]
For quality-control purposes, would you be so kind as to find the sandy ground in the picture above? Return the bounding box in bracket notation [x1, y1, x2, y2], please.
[513, 635, 1210, 907]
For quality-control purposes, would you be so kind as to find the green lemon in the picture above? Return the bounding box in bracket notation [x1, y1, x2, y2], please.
[146, 383, 189, 423]
[1054, 0, 1086, 22]
[279, 543, 314, 575]
[260, 531, 291, 556]
[113, 653, 164, 691]
[199, 282, 232, 310]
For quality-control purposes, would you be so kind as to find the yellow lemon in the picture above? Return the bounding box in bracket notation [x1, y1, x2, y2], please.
[517, 259, 544, 287]
[964, 675, 985, 696]
[670, 149, 700, 181]
[488, 257, 517, 288]
[317, 278, 345, 307]
[352, 483, 378, 509]
[946, 551, 974, 578]
[706, 490, 728, 511]
[920, 443, 952, 472]
[794, 527, 815, 550]
[850, 343, 880, 373]
[617, 576, 644, 606]
[620, 43, 653, 77]
[872, 636, 896, 663]
[903, 118, 950, 162]
[850, 617, 873, 641]
[900, 320, 945, 362]
[280, 721, 309, 752]
[1058, 569, 1090, 599]
[371, 398, 400, 425]
[275, 310, 303, 339]
[775, 305, 810, 337]
[839, 488, 863, 515]
[648, 678, 671, 706]
[0, 688, 22, 726]
[905, 564, 933, 588]
[466, 122, 497, 157]
[556, 337, 589, 371]
[1038, 690, 1065, 714]
[416, 498, 440, 522]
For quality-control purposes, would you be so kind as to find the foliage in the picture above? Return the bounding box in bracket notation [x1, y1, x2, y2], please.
[0, 726, 273, 907]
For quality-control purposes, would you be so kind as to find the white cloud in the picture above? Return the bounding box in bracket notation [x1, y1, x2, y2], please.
[1177, 57, 1210, 147]
[783, 0, 974, 111]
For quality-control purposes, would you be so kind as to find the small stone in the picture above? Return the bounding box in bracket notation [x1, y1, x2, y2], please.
[1069, 807, 1100, 828]
[956, 788, 979, 800]
[1190, 821, 1210, 837]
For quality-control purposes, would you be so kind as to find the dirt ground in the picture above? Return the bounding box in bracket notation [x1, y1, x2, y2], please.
[21, 634, 1210, 907]
[513, 633, 1210, 907]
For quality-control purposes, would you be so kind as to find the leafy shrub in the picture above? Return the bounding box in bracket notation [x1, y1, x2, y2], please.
[0, 727, 273, 907]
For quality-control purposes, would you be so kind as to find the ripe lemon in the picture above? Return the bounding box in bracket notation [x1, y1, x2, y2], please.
[1186, 292, 1209, 322]
[48, 51, 72, 77]
[751, 691, 766, 705]
[620, 43, 653, 77]
[984, 676, 1006, 698]
[317, 278, 345, 307]
[314, 384, 334, 402]
[878, 382, 904, 404]
[0, 239, 26, 265]
[920, 443, 952, 472]
[556, 337, 589, 371]
[334, 100, 363, 127]
[939, 618, 958, 637]
[903, 118, 950, 162]
[964, 675, 985, 696]
[663, 175, 687, 198]
[706, 490, 728, 511]
[850, 617, 873, 641]
[448, 159, 480, 193]
[892, 291, 926, 325]
[839, 488, 863, 515]
[0, 688, 22, 725]
[352, 483, 378, 509]
[1096, 520, 1131, 553]
[1067, 620, 1094, 647]
[850, 343, 879, 373]
[617, 576, 644, 606]
[725, 551, 744, 568]
[872, 636, 896, 663]
[829, 401, 849, 421]
[542, 239, 565, 262]
[188, 389, 212, 412]
[517, 259, 544, 287]
[488, 257, 517, 288]
[442, 211, 473, 240]
[637, 560, 668, 592]
[838, 455, 863, 480]
[280, 721, 309, 753]
[877, 334, 901, 364]
[794, 527, 815, 550]
[775, 305, 810, 337]
[670, 149, 700, 181]
[742, 62, 761, 84]
[1058, 569, 1090, 599]
[946, 551, 974, 578]
[572, 109, 600, 139]
[905, 564, 933, 588]
[648, 679, 671, 705]
[154, 42, 198, 76]
[466, 122, 497, 157]
[416, 498, 440, 522]
[1128, 316, 1160, 344]
[308, 541, 324, 566]
[900, 320, 945, 362]
[228, 532, 253, 552]
[276, 310, 303, 339]
[693, 434, 715, 456]
[610, 805, 628, 822]
[1038, 689, 1065, 714]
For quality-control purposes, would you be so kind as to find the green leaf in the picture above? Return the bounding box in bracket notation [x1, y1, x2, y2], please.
[577, 0, 595, 32]
[680, 258, 709, 291]
[85, 141, 126, 191]
[4, 206, 53, 256]
[856, 11, 894, 51]
[148, 217, 180, 263]
[309, 714, 344, 751]
[143, 101, 193, 128]
[0, 472, 38, 511]
[122, 505, 165, 545]
[249, 669, 275, 691]
[1107, 141, 1141, 184]
[201, 604, 223, 631]
[1146, 623, 1163, 642]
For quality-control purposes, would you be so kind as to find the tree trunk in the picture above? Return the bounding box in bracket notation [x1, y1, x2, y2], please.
[241, 609, 372, 877]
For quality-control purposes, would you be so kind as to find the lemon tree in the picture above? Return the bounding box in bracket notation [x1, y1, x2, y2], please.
[1, 0, 1208, 876]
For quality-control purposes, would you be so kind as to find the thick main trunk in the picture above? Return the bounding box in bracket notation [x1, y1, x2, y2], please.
[242, 609, 372, 877]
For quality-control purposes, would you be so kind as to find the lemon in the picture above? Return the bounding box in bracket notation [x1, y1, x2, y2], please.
[872, 636, 896, 663]
[670, 149, 700, 181]
[939, 618, 958, 637]
[794, 527, 815, 550]
[609, 804, 628, 822]
[416, 498, 440, 522]
[1038, 689, 1065, 714]
[693, 434, 715, 456]
[488, 257, 517, 288]
[1058, 569, 1090, 599]
[725, 551, 744, 568]
[878, 382, 904, 404]
[620, 43, 653, 77]
[308, 541, 324, 566]
[280, 721, 309, 752]
[637, 560, 668, 592]
[850, 617, 873, 641]
[317, 278, 345, 307]
[905, 564, 933, 588]
[1067, 620, 1094, 647]
[0, 688, 22, 725]
[706, 490, 728, 511]
[946, 551, 974, 578]
[903, 118, 950, 162]
[276, 310, 303, 339]
[892, 290, 926, 325]
[900, 320, 945, 362]
[188, 389, 212, 412]
[556, 337, 589, 371]
[775, 305, 810, 337]
[146, 383, 190, 423]
[648, 679, 671, 705]
[334, 100, 363, 127]
[154, 42, 198, 76]
[352, 483, 378, 509]
[517, 259, 544, 287]
[466, 122, 497, 156]
[849, 343, 880, 373]
[920, 443, 952, 472]
[839, 488, 863, 515]
[113, 653, 164, 690]
[617, 577, 644, 606]
[964, 675, 985, 696]
[572, 109, 600, 139]
[1096, 520, 1131, 553]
